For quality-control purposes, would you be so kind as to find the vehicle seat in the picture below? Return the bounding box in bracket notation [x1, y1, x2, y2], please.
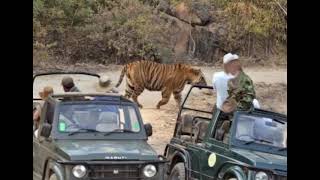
[96, 112, 119, 132]
[178, 114, 197, 142]
[215, 120, 231, 142]
[194, 121, 210, 143]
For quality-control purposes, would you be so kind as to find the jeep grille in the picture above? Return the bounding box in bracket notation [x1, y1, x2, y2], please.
[88, 164, 140, 179]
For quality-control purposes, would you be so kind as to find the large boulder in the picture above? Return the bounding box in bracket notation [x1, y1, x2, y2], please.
[158, 10, 226, 63]
[171, 1, 212, 26]
[189, 26, 220, 63]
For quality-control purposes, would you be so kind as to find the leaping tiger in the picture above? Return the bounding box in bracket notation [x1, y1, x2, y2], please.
[115, 60, 207, 109]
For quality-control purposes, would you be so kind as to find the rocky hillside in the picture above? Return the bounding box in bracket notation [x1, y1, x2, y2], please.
[33, 0, 287, 66]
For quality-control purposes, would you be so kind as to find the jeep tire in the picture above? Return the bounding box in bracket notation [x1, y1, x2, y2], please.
[49, 173, 57, 180]
[169, 163, 186, 180]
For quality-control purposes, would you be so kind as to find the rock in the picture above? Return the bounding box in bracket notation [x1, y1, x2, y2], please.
[189, 1, 212, 25]
[188, 26, 220, 63]
[158, 1, 229, 62]
[157, 0, 172, 14]
[171, 1, 212, 26]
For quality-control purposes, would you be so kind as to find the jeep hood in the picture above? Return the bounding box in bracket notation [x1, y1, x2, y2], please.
[55, 140, 158, 161]
[231, 148, 287, 174]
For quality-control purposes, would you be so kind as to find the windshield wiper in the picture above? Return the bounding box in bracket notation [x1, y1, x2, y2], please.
[278, 147, 287, 151]
[244, 138, 273, 145]
[104, 129, 135, 136]
[68, 128, 100, 136]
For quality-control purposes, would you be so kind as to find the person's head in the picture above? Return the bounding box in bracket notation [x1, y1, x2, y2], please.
[96, 75, 119, 93]
[61, 76, 75, 92]
[223, 53, 242, 75]
[39, 86, 54, 100]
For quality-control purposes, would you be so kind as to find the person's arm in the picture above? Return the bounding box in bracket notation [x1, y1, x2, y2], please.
[33, 105, 41, 128]
[237, 76, 255, 110]
[33, 110, 40, 121]
[33, 104, 42, 120]
[221, 99, 237, 113]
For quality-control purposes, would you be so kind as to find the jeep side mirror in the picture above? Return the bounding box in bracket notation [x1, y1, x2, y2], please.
[40, 123, 52, 138]
[144, 123, 153, 137]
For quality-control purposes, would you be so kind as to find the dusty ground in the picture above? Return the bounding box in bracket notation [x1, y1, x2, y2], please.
[33, 65, 287, 154]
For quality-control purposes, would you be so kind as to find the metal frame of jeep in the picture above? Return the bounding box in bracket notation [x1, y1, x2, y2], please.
[33, 72, 167, 180]
[33, 72, 101, 100]
[164, 85, 287, 180]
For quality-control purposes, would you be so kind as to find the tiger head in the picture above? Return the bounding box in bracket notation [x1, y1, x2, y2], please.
[187, 68, 207, 86]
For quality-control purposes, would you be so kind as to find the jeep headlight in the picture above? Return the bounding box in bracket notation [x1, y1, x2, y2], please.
[143, 164, 157, 178]
[72, 165, 87, 178]
[255, 171, 269, 180]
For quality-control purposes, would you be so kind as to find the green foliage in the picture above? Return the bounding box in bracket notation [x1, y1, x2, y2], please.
[33, 0, 286, 65]
[86, 0, 171, 62]
[217, 0, 286, 41]
[33, 0, 172, 64]
[34, 0, 100, 27]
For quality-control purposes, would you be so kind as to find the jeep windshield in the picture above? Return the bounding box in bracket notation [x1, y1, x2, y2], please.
[57, 103, 141, 135]
[234, 114, 287, 150]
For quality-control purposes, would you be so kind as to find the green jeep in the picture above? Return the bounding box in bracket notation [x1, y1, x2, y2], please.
[164, 85, 287, 180]
[33, 72, 166, 180]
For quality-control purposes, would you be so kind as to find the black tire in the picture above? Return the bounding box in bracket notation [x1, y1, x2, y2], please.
[49, 173, 57, 180]
[169, 163, 186, 180]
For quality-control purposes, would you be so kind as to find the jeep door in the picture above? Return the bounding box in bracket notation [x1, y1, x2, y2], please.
[189, 110, 235, 180]
[33, 100, 56, 179]
[199, 111, 238, 180]
[177, 85, 218, 179]
[33, 136, 42, 180]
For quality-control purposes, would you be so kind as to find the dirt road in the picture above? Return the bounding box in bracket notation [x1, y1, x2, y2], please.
[33, 66, 287, 154]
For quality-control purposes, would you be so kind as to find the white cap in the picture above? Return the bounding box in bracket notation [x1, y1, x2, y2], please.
[99, 75, 111, 87]
[223, 53, 239, 64]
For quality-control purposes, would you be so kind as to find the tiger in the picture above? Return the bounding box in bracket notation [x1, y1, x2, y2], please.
[115, 60, 207, 109]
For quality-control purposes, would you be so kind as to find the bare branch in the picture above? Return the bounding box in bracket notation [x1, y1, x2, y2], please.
[274, 0, 287, 16]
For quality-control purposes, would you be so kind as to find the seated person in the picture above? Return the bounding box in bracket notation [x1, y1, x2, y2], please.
[61, 106, 120, 132]
[60, 76, 86, 101]
[95, 112, 120, 132]
[61, 76, 80, 92]
[96, 75, 119, 94]
[33, 86, 54, 137]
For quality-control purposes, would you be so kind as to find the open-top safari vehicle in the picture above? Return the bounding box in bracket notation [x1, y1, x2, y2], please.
[33, 72, 166, 180]
[164, 85, 287, 180]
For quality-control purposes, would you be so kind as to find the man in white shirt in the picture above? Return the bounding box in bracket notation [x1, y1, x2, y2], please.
[212, 71, 233, 110]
